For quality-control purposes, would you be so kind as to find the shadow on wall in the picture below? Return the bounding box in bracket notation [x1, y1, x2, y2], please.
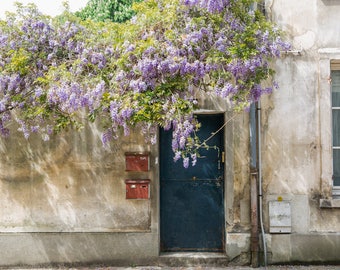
[321, 0, 340, 7]
[0, 122, 152, 233]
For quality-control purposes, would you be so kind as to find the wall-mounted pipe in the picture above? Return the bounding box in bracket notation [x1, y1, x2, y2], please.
[250, 172, 259, 267]
[249, 103, 259, 267]
[250, 1, 267, 266]
[250, 101, 267, 267]
[257, 100, 267, 267]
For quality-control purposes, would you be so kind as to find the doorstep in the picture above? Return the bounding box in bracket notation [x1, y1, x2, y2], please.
[158, 252, 228, 267]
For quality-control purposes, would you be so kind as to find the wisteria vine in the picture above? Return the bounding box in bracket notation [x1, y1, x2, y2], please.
[0, 0, 290, 167]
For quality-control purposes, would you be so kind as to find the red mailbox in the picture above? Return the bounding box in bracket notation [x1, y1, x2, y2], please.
[125, 179, 150, 199]
[125, 153, 149, 171]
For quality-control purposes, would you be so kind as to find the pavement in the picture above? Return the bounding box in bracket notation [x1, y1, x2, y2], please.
[3, 266, 340, 270]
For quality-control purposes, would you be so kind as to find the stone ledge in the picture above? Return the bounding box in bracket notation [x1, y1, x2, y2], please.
[270, 233, 340, 264]
[318, 48, 340, 54]
[158, 252, 228, 267]
[319, 198, 340, 208]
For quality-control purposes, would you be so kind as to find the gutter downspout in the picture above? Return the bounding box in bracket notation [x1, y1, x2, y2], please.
[249, 104, 259, 267]
[250, 2, 267, 267]
[249, 3, 260, 265]
[257, 100, 267, 267]
[250, 171, 259, 267]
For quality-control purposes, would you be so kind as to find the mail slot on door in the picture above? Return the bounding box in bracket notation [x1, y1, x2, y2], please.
[125, 179, 150, 199]
[125, 153, 149, 171]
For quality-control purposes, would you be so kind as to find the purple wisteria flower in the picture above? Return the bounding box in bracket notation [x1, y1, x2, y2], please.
[183, 157, 190, 168]
[0, 0, 289, 167]
[183, 0, 230, 13]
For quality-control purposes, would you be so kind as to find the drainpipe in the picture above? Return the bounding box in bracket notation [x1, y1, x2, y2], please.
[250, 101, 267, 267]
[249, 104, 259, 267]
[250, 171, 259, 267]
[257, 100, 267, 267]
[250, 2, 267, 267]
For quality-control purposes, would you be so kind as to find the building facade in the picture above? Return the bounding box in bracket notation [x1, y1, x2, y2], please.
[261, 0, 340, 263]
[0, 0, 339, 267]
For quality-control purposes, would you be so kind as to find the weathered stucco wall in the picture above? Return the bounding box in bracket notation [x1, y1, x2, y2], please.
[0, 121, 160, 266]
[0, 122, 154, 232]
[259, 0, 340, 263]
[224, 111, 252, 265]
[0, 94, 235, 266]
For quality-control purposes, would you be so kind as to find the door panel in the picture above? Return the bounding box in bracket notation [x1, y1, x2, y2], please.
[160, 114, 225, 252]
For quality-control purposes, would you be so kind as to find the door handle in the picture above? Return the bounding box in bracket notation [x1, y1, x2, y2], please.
[218, 151, 225, 169]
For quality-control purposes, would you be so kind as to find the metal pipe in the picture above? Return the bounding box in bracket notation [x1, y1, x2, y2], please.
[250, 172, 259, 267]
[257, 100, 267, 267]
[249, 103, 259, 267]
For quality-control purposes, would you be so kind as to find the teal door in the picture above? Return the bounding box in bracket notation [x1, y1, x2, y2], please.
[160, 114, 225, 252]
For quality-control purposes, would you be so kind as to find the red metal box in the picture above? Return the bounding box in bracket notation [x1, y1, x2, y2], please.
[125, 179, 150, 199]
[125, 153, 149, 171]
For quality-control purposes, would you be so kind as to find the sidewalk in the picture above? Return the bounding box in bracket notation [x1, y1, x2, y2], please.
[5, 265, 340, 270]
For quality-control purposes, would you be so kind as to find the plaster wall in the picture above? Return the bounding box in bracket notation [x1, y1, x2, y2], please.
[0, 93, 234, 266]
[258, 0, 340, 263]
[225, 112, 252, 265]
[0, 121, 160, 265]
[0, 122, 156, 232]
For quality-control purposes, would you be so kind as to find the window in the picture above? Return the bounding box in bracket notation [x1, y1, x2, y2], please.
[331, 65, 340, 199]
[331, 70, 340, 187]
[318, 52, 340, 205]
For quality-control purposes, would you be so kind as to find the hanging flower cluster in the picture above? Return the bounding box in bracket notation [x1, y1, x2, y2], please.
[0, 4, 115, 140]
[0, 0, 289, 167]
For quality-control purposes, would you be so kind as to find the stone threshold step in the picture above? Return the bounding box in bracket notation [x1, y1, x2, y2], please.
[160, 252, 227, 258]
[158, 252, 228, 267]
